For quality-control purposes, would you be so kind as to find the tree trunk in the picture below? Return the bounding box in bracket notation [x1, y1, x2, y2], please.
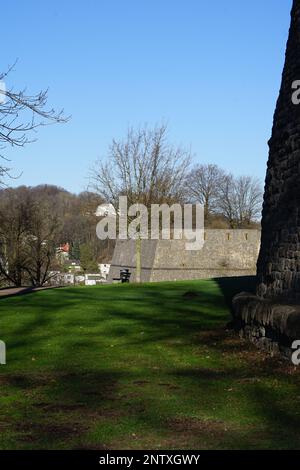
[135, 237, 141, 283]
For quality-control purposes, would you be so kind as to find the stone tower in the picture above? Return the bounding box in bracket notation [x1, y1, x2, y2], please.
[257, 0, 300, 301]
[233, 0, 300, 355]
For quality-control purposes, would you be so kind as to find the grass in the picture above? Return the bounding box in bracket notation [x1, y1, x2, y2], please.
[0, 277, 300, 450]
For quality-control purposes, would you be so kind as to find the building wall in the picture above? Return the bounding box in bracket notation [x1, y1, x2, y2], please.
[108, 230, 261, 283]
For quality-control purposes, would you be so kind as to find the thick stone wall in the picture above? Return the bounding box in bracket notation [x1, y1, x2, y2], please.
[257, 0, 300, 301]
[108, 239, 157, 283]
[108, 230, 261, 283]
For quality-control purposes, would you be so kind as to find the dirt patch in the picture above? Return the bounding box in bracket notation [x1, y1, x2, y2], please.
[18, 421, 88, 443]
[133, 380, 151, 386]
[182, 291, 199, 300]
[197, 329, 300, 379]
[196, 328, 243, 346]
[72, 443, 108, 450]
[167, 416, 226, 433]
[0, 372, 58, 389]
[0, 374, 33, 388]
[33, 402, 86, 412]
[165, 416, 232, 446]
[175, 368, 227, 380]
[158, 383, 180, 390]
[237, 377, 262, 384]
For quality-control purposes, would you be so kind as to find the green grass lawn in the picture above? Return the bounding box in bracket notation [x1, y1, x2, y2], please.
[0, 277, 300, 450]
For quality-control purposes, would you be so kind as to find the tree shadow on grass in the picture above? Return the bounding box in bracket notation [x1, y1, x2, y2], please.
[0, 282, 231, 353]
[215, 276, 256, 315]
[3, 279, 299, 449]
[0, 367, 127, 449]
[165, 362, 300, 449]
[0, 280, 256, 364]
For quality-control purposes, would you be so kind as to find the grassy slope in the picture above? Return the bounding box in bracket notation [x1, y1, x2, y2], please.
[0, 277, 300, 450]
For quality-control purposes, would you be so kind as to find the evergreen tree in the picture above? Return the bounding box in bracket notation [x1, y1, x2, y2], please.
[70, 241, 80, 260]
[80, 244, 98, 273]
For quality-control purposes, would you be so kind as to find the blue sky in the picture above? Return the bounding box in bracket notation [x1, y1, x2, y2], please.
[2, 0, 293, 193]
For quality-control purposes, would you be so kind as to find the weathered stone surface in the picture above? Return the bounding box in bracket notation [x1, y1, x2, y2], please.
[257, 0, 300, 301]
[233, 2, 300, 358]
[108, 239, 157, 283]
[108, 230, 260, 283]
[233, 293, 300, 358]
[233, 292, 300, 339]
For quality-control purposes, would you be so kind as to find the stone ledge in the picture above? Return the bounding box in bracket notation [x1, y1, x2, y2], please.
[232, 292, 300, 358]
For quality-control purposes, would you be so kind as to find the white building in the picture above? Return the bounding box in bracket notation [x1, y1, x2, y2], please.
[95, 203, 116, 217]
[85, 274, 104, 286]
[99, 263, 110, 280]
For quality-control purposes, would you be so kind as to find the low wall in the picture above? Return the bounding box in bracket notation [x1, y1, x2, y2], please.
[233, 292, 300, 359]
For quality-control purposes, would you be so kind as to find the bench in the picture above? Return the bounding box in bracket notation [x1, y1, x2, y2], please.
[113, 269, 131, 283]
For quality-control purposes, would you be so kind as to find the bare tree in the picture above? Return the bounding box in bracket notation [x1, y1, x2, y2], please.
[90, 124, 191, 208]
[0, 61, 69, 181]
[0, 188, 59, 287]
[216, 173, 237, 227]
[187, 164, 226, 220]
[217, 174, 262, 228]
[0, 188, 31, 286]
[90, 123, 192, 281]
[22, 200, 59, 287]
[233, 176, 263, 226]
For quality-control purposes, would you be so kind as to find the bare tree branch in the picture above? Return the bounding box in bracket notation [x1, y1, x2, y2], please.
[90, 123, 191, 209]
[0, 61, 70, 180]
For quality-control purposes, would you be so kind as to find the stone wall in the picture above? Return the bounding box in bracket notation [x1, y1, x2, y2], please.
[108, 239, 157, 283]
[233, 292, 300, 359]
[108, 229, 261, 283]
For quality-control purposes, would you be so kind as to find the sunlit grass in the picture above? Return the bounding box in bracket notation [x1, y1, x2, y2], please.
[0, 277, 299, 450]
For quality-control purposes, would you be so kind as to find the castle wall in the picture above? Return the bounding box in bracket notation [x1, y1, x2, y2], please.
[150, 230, 260, 281]
[108, 230, 261, 283]
[108, 239, 158, 283]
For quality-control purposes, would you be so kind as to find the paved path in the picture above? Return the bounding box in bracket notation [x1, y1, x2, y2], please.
[0, 286, 61, 299]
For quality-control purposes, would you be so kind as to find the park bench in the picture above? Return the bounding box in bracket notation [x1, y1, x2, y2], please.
[113, 269, 131, 283]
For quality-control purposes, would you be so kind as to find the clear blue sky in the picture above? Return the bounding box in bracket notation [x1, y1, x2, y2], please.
[2, 0, 293, 193]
